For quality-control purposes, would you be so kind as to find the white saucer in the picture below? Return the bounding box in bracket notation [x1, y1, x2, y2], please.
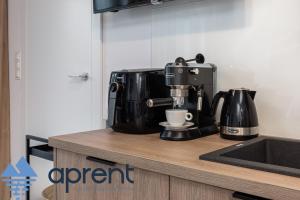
[159, 122, 194, 130]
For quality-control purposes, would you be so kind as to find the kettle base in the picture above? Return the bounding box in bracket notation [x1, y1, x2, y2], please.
[220, 133, 259, 141]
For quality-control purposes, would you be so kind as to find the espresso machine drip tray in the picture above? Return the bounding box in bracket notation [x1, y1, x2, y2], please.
[160, 127, 202, 141]
[160, 125, 219, 141]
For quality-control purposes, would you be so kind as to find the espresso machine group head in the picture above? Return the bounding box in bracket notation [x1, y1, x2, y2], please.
[165, 53, 208, 108]
[148, 53, 219, 141]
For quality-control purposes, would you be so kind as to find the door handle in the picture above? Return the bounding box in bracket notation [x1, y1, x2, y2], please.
[68, 73, 89, 81]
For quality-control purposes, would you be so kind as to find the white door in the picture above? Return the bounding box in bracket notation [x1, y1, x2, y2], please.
[25, 0, 103, 199]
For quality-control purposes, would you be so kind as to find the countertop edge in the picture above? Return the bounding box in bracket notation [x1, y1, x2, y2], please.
[49, 137, 300, 200]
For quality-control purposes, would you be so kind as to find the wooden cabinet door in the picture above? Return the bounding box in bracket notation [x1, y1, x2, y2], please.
[133, 168, 169, 200]
[54, 149, 169, 200]
[55, 149, 134, 200]
[170, 177, 235, 200]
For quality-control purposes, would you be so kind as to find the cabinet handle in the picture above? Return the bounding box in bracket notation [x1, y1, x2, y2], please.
[86, 156, 116, 166]
[233, 192, 271, 200]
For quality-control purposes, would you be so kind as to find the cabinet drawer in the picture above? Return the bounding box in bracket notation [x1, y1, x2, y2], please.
[170, 177, 235, 200]
[55, 149, 134, 200]
[54, 149, 169, 200]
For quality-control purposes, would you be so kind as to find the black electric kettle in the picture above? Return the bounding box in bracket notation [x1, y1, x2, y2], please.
[212, 88, 259, 140]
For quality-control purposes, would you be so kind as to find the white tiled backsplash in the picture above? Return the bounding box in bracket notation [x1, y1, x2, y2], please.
[102, 0, 300, 139]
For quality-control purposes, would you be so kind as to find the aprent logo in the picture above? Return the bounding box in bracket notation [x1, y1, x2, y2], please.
[1, 157, 37, 200]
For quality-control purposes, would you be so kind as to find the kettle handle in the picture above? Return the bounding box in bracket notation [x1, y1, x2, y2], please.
[211, 91, 227, 117]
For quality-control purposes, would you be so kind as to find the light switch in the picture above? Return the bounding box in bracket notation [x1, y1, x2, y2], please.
[15, 51, 22, 80]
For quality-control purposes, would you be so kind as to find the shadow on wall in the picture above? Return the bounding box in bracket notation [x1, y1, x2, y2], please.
[103, 0, 251, 41]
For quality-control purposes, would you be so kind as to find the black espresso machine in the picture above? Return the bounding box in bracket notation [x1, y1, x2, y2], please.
[147, 54, 219, 140]
[107, 54, 219, 140]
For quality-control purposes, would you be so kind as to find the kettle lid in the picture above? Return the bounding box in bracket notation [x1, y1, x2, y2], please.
[229, 88, 256, 99]
[230, 88, 250, 91]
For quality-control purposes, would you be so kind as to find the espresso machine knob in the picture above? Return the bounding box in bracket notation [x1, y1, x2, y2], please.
[175, 57, 188, 66]
[185, 53, 205, 64]
[194, 53, 205, 64]
[175, 53, 205, 65]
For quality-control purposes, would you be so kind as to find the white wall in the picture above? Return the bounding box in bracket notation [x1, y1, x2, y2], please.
[102, 0, 300, 139]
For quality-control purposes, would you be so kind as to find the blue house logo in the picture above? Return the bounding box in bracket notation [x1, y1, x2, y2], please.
[1, 157, 37, 200]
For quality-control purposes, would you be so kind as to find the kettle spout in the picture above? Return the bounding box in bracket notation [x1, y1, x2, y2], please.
[249, 91, 256, 100]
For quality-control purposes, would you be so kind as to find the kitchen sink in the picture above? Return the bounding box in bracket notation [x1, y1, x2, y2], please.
[200, 136, 300, 177]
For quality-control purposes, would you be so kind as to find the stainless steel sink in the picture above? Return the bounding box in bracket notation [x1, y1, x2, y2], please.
[200, 136, 300, 177]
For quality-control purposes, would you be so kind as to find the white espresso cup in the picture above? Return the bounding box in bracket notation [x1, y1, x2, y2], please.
[165, 109, 193, 127]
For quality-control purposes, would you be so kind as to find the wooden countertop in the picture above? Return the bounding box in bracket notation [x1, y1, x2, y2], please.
[49, 129, 300, 199]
